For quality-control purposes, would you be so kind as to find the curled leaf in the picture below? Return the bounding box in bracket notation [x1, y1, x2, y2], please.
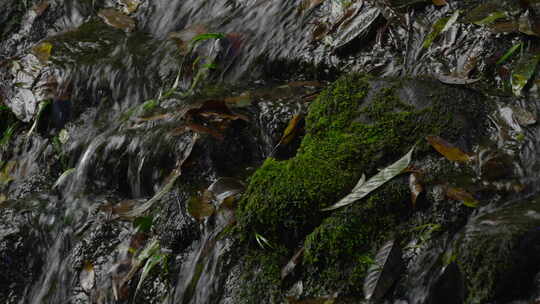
[255, 232, 272, 250]
[364, 240, 403, 301]
[322, 147, 414, 211]
[426, 135, 471, 162]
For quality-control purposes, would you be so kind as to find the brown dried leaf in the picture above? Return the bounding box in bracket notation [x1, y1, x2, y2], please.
[409, 173, 423, 208]
[186, 123, 225, 140]
[432, 0, 447, 6]
[446, 187, 478, 207]
[426, 135, 471, 162]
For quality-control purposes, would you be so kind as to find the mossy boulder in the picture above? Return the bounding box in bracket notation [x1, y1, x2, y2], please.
[236, 74, 489, 248]
[456, 198, 540, 303]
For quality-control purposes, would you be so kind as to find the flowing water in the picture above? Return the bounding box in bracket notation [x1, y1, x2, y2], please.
[2, 0, 540, 303]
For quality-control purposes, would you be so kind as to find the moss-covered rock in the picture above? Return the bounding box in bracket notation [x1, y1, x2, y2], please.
[235, 74, 490, 301]
[237, 74, 488, 247]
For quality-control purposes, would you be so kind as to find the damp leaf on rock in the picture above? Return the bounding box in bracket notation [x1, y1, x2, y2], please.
[463, 3, 507, 25]
[98, 8, 136, 32]
[32, 42, 53, 63]
[279, 114, 303, 146]
[446, 187, 478, 207]
[426, 135, 471, 162]
[135, 253, 166, 297]
[187, 190, 215, 220]
[511, 52, 540, 97]
[281, 248, 304, 279]
[79, 261, 95, 293]
[52, 168, 75, 189]
[322, 147, 414, 211]
[423, 10, 460, 49]
[434, 74, 481, 85]
[432, 0, 447, 6]
[363, 240, 403, 302]
[409, 172, 423, 208]
[496, 43, 522, 65]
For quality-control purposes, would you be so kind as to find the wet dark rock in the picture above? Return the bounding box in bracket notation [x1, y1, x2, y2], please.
[456, 198, 540, 303]
[0, 208, 43, 304]
[426, 262, 466, 304]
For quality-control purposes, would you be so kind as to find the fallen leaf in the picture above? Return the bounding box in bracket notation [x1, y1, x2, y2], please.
[32, 42, 53, 63]
[363, 240, 403, 302]
[281, 248, 304, 279]
[0, 193, 6, 204]
[432, 0, 447, 6]
[52, 168, 75, 189]
[446, 187, 478, 207]
[322, 147, 414, 211]
[254, 232, 272, 250]
[207, 177, 245, 206]
[511, 53, 540, 97]
[279, 114, 303, 146]
[98, 8, 136, 32]
[434, 74, 481, 85]
[135, 253, 166, 297]
[79, 261, 95, 293]
[496, 43, 522, 65]
[187, 190, 215, 220]
[409, 173, 423, 208]
[423, 10, 460, 49]
[464, 3, 507, 25]
[426, 135, 471, 162]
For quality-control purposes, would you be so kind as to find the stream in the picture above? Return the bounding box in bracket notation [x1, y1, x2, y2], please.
[1, 0, 540, 303]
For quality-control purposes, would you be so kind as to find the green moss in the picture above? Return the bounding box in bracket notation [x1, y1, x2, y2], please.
[238, 245, 289, 304]
[302, 180, 410, 295]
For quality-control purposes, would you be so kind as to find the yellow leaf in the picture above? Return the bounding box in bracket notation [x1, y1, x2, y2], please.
[32, 42, 53, 63]
[279, 114, 303, 146]
[446, 187, 478, 207]
[426, 135, 471, 162]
